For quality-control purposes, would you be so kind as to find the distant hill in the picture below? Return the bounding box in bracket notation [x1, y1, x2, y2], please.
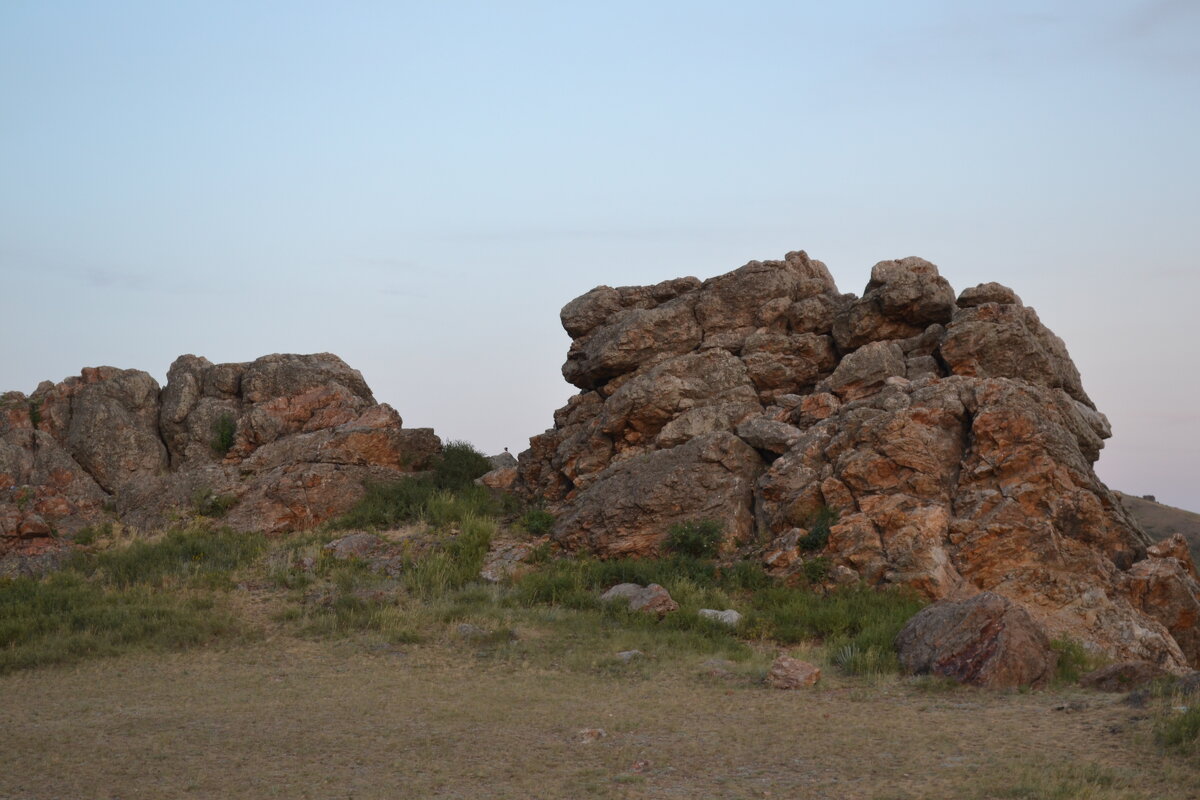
[1118, 492, 1200, 562]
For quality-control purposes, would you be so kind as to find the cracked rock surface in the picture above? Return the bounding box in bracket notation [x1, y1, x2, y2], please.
[515, 250, 1200, 669]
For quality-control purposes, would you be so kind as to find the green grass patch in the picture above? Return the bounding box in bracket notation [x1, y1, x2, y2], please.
[1157, 704, 1200, 751]
[72, 526, 266, 589]
[0, 572, 242, 673]
[329, 480, 500, 531]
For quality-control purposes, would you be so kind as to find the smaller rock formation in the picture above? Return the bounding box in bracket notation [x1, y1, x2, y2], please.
[1, 353, 441, 571]
[895, 592, 1057, 689]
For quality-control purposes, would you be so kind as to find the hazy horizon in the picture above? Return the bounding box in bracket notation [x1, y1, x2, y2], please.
[3, 1, 1197, 510]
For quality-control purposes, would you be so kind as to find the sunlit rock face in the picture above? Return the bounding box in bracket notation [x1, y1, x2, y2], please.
[517, 250, 1199, 670]
[1, 353, 441, 573]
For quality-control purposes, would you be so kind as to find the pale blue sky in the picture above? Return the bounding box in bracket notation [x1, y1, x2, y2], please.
[2, 1, 1197, 508]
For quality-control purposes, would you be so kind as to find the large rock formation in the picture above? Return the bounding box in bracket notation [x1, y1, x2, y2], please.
[0, 354, 439, 572]
[515, 251, 1200, 670]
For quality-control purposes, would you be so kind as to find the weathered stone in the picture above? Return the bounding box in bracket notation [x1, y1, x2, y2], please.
[480, 537, 547, 583]
[698, 608, 743, 626]
[940, 304, 1092, 407]
[895, 592, 1057, 689]
[766, 656, 821, 688]
[487, 451, 518, 470]
[832, 257, 956, 350]
[736, 416, 802, 455]
[479, 466, 518, 491]
[818, 340, 906, 402]
[550, 432, 763, 557]
[600, 583, 679, 615]
[957, 282, 1022, 308]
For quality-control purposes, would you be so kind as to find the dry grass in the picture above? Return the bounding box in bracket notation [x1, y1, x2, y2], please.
[2, 637, 1199, 800]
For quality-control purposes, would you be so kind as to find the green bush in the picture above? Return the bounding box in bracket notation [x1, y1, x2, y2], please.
[431, 440, 492, 491]
[72, 521, 114, 546]
[798, 507, 837, 552]
[664, 519, 723, 558]
[520, 508, 555, 535]
[802, 556, 830, 584]
[210, 413, 237, 456]
[1050, 637, 1105, 685]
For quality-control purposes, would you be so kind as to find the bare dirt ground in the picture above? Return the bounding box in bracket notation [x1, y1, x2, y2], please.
[3, 637, 1198, 800]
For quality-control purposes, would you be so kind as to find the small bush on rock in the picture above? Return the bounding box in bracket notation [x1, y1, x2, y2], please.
[521, 508, 555, 535]
[665, 519, 723, 558]
[431, 440, 492, 491]
[798, 507, 838, 552]
[210, 414, 236, 456]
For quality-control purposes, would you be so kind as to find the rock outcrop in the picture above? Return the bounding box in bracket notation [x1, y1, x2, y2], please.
[515, 250, 1200, 670]
[1, 353, 439, 571]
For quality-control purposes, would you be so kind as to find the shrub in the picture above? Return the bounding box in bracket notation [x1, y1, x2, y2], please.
[798, 506, 837, 552]
[665, 519, 723, 558]
[520, 508, 555, 535]
[431, 440, 492, 491]
[1157, 704, 1200, 750]
[210, 414, 237, 456]
[801, 556, 830, 584]
[192, 488, 237, 518]
[72, 521, 114, 546]
[1050, 637, 1105, 685]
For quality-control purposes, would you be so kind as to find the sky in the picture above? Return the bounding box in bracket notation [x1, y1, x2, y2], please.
[1, 1, 1197, 510]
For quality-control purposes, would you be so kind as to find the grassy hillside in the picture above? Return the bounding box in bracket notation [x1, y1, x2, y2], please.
[1118, 492, 1200, 561]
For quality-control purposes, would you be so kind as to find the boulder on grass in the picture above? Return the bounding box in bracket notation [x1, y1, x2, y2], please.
[599, 582, 679, 615]
[895, 591, 1057, 689]
[766, 656, 821, 689]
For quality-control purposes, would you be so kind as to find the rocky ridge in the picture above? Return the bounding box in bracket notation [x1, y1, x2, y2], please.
[514, 251, 1200, 670]
[0, 353, 439, 572]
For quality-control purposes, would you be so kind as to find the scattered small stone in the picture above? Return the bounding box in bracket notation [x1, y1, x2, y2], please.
[767, 656, 821, 689]
[698, 608, 742, 626]
[576, 728, 607, 744]
[616, 650, 645, 662]
[457, 623, 488, 639]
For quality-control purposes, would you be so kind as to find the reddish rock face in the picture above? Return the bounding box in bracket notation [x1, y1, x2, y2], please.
[1, 353, 442, 569]
[516, 251, 1200, 670]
